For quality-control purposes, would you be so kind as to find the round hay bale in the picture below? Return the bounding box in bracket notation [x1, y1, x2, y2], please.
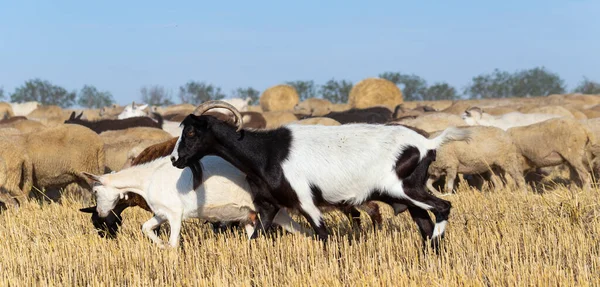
[260, 85, 300, 112]
[348, 78, 403, 110]
[294, 117, 341, 126]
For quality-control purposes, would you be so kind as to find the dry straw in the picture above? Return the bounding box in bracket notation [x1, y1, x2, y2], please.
[0, 183, 599, 286]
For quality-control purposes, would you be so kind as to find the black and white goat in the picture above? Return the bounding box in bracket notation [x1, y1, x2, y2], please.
[171, 101, 470, 245]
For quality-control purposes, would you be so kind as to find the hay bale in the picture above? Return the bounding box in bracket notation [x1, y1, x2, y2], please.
[348, 78, 403, 110]
[260, 85, 300, 112]
[262, 111, 298, 129]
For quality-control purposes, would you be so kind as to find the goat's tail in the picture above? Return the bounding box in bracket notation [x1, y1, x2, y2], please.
[428, 127, 471, 150]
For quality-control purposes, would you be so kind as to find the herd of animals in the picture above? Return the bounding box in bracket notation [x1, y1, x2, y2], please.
[1, 91, 600, 250]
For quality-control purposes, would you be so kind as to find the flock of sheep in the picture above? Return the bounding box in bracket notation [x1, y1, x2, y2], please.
[1, 80, 600, 250]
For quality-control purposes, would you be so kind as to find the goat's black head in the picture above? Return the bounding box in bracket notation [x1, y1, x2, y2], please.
[79, 205, 125, 239]
[65, 111, 83, 123]
[170, 101, 244, 169]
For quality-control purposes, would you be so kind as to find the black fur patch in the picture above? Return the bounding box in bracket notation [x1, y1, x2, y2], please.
[395, 146, 421, 179]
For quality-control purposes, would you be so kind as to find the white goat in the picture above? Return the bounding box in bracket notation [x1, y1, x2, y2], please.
[461, 107, 561, 130]
[117, 102, 149, 119]
[84, 156, 309, 248]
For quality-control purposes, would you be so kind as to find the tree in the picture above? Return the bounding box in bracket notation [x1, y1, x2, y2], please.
[320, 79, 353, 104]
[10, 79, 76, 107]
[285, 80, 317, 101]
[141, 85, 174, 106]
[511, 67, 565, 97]
[423, 82, 458, 101]
[233, 87, 260, 105]
[77, 85, 114, 108]
[0, 87, 4, 100]
[463, 69, 514, 99]
[464, 67, 566, 99]
[574, 78, 600, 94]
[379, 72, 427, 101]
[178, 81, 225, 105]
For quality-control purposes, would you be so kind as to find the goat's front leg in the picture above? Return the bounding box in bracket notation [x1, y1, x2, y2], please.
[142, 216, 167, 247]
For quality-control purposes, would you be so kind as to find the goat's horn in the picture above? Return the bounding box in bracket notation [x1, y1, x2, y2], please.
[193, 100, 243, 132]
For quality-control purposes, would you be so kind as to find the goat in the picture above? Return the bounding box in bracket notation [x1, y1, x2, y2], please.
[83, 155, 311, 248]
[65, 111, 163, 133]
[318, 107, 393, 124]
[171, 101, 471, 246]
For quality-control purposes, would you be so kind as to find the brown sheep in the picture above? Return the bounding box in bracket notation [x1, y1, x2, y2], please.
[507, 118, 595, 190]
[24, 124, 105, 201]
[294, 117, 341, 126]
[293, 98, 333, 117]
[100, 127, 173, 171]
[99, 104, 124, 119]
[0, 102, 15, 119]
[0, 136, 33, 208]
[0, 118, 46, 133]
[426, 126, 526, 194]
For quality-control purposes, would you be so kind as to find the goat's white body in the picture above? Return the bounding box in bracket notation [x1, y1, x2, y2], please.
[118, 103, 149, 119]
[212, 98, 250, 115]
[95, 156, 308, 247]
[11, 101, 40, 116]
[279, 124, 466, 237]
[463, 111, 561, 130]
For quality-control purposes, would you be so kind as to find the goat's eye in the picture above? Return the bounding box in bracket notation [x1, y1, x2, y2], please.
[187, 130, 195, 137]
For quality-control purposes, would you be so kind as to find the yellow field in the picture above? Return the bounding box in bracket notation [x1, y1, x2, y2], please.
[0, 185, 599, 286]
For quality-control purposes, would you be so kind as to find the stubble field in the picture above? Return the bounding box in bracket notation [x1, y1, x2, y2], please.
[0, 184, 599, 286]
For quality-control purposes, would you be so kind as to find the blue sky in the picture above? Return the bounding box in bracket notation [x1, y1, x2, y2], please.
[1, 0, 598, 105]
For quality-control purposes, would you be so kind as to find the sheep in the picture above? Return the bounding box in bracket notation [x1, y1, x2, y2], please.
[392, 113, 466, 133]
[64, 111, 162, 133]
[0, 102, 15, 119]
[10, 101, 40, 117]
[0, 117, 46, 133]
[83, 155, 311, 248]
[24, 124, 105, 201]
[507, 118, 595, 190]
[100, 127, 173, 171]
[426, 126, 526, 194]
[98, 104, 124, 119]
[262, 111, 299, 129]
[392, 104, 436, 119]
[0, 136, 33, 209]
[294, 117, 341, 126]
[294, 98, 333, 117]
[171, 101, 471, 246]
[462, 107, 562, 131]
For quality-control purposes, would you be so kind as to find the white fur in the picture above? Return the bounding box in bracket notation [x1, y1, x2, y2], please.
[162, 120, 183, 137]
[462, 110, 561, 130]
[278, 123, 467, 238]
[212, 98, 251, 116]
[117, 103, 149, 119]
[171, 135, 183, 162]
[93, 156, 310, 248]
[11, 101, 40, 116]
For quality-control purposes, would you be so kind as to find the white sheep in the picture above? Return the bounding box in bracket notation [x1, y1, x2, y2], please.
[10, 101, 40, 117]
[462, 107, 561, 130]
[84, 155, 311, 248]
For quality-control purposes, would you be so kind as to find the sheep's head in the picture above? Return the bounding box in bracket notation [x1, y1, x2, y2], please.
[171, 101, 243, 169]
[118, 102, 148, 119]
[82, 172, 127, 218]
[462, 107, 484, 125]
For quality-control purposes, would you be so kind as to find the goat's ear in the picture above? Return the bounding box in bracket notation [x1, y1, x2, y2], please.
[131, 101, 136, 108]
[69, 111, 76, 120]
[77, 112, 83, 119]
[79, 206, 96, 213]
[82, 172, 103, 184]
[138, 104, 148, 110]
